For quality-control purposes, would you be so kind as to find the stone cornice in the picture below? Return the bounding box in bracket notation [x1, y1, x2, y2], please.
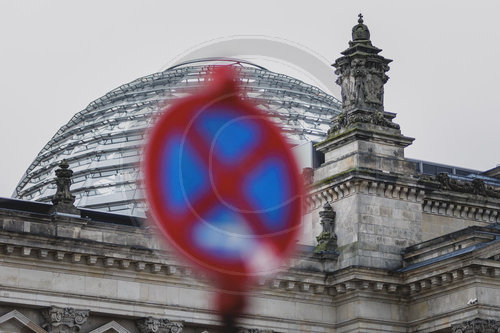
[430, 173, 500, 199]
[398, 251, 500, 301]
[329, 110, 400, 134]
[1, 232, 500, 313]
[417, 175, 500, 218]
[324, 260, 500, 302]
[308, 172, 426, 210]
[316, 123, 414, 153]
[422, 195, 500, 223]
[2, 209, 500, 306]
[0, 231, 332, 301]
[312, 166, 422, 190]
[307, 170, 500, 222]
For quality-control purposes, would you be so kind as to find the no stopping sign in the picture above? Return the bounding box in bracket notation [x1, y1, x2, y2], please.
[143, 67, 304, 286]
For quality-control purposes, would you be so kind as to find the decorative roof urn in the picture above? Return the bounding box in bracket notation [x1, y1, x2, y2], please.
[50, 159, 79, 215]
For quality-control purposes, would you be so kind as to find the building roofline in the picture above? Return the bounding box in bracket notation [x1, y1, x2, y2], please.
[0, 196, 145, 227]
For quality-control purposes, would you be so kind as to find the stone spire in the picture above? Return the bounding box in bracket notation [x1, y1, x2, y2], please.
[50, 159, 79, 215]
[313, 15, 418, 270]
[333, 14, 392, 114]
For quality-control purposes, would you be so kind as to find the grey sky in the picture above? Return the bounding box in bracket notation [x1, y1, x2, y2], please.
[1, 0, 499, 197]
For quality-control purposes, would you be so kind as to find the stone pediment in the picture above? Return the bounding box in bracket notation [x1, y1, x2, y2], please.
[402, 224, 500, 268]
[0, 310, 47, 333]
[476, 237, 500, 262]
[88, 321, 131, 333]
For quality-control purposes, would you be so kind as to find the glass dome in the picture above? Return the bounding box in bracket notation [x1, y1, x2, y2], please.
[13, 58, 341, 217]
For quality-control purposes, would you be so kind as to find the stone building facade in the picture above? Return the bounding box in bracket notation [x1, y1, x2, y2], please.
[1, 16, 499, 333]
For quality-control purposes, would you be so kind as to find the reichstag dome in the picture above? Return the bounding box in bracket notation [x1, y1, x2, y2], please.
[13, 58, 342, 217]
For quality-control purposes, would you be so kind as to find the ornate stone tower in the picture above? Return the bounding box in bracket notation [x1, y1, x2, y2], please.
[334, 14, 391, 113]
[311, 15, 424, 270]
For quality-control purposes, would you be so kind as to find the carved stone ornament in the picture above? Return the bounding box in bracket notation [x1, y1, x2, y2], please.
[42, 306, 89, 333]
[432, 173, 500, 199]
[329, 110, 400, 133]
[50, 159, 79, 214]
[136, 317, 183, 333]
[451, 318, 500, 333]
[314, 202, 338, 253]
[302, 167, 314, 186]
[332, 14, 392, 114]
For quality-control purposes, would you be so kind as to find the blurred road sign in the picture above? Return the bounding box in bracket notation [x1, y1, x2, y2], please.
[144, 67, 304, 288]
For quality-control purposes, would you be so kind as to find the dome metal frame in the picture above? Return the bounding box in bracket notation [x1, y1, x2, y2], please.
[14, 60, 341, 217]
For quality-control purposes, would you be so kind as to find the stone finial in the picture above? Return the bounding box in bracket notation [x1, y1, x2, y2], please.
[352, 13, 370, 41]
[42, 306, 89, 333]
[136, 317, 183, 333]
[50, 159, 79, 215]
[451, 318, 500, 333]
[314, 202, 338, 253]
[332, 14, 392, 113]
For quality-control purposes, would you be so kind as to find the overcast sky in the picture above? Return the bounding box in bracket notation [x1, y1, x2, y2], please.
[1, 1, 499, 197]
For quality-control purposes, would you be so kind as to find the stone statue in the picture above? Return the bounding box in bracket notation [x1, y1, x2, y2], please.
[50, 159, 79, 214]
[333, 14, 391, 113]
[328, 14, 400, 135]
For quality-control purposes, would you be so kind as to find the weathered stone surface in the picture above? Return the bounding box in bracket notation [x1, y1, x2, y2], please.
[332, 14, 392, 114]
[42, 306, 89, 333]
[431, 172, 500, 198]
[330, 109, 400, 133]
[136, 317, 183, 333]
[314, 202, 337, 253]
[50, 160, 79, 215]
[452, 318, 500, 333]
